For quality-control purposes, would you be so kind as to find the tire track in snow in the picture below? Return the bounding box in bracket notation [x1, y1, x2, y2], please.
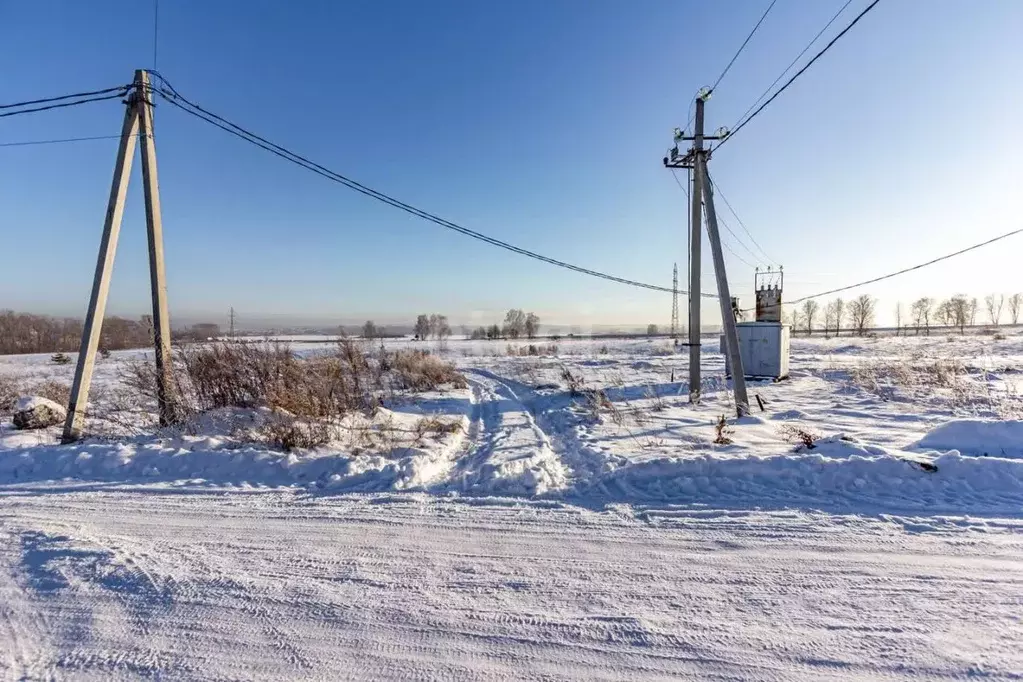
[446, 373, 568, 496]
[463, 368, 626, 493]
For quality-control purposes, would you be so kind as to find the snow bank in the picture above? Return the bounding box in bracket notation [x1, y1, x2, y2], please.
[914, 419, 1023, 460]
[582, 450, 1023, 513]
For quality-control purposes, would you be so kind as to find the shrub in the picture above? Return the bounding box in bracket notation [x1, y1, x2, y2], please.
[713, 415, 733, 445]
[413, 416, 463, 443]
[32, 380, 71, 407]
[51, 353, 71, 365]
[560, 366, 585, 396]
[99, 348, 112, 359]
[0, 376, 19, 413]
[780, 424, 820, 450]
[388, 350, 466, 391]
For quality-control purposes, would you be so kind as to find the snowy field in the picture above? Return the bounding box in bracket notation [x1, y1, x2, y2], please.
[1, 332, 1022, 680]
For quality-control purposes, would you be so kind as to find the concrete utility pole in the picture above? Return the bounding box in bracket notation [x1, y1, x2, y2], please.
[663, 89, 748, 415]
[700, 158, 749, 415]
[63, 70, 175, 442]
[688, 96, 705, 403]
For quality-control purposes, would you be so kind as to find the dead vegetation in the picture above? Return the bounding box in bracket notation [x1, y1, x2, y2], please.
[713, 415, 733, 445]
[32, 380, 71, 408]
[106, 340, 467, 450]
[780, 424, 820, 450]
[0, 376, 18, 413]
[506, 343, 559, 357]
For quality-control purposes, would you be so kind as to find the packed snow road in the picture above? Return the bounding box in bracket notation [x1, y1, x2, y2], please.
[1, 488, 1020, 681]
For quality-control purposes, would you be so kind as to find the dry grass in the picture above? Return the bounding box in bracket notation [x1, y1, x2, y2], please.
[506, 343, 559, 357]
[107, 340, 467, 450]
[387, 350, 466, 391]
[713, 415, 733, 445]
[0, 376, 19, 413]
[32, 380, 71, 408]
[560, 366, 585, 396]
[780, 424, 820, 450]
[413, 416, 463, 444]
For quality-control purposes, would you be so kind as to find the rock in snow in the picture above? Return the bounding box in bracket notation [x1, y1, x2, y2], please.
[12, 396, 67, 430]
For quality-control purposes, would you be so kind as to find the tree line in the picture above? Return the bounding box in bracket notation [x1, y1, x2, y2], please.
[790, 292, 1022, 336]
[469, 309, 541, 340]
[0, 310, 157, 355]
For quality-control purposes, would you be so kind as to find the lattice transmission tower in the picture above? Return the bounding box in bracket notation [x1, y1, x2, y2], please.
[670, 263, 679, 340]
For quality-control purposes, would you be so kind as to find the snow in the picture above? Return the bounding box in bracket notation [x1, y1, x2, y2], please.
[13, 396, 65, 415]
[914, 419, 1023, 459]
[1, 331, 1022, 679]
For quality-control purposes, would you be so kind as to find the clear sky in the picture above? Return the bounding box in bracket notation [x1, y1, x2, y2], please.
[1, 0, 1021, 330]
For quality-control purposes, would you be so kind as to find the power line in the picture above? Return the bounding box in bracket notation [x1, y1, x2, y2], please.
[151, 76, 718, 298]
[672, 168, 763, 267]
[0, 92, 128, 119]
[153, 0, 160, 70]
[0, 85, 129, 110]
[715, 213, 761, 268]
[0, 134, 123, 148]
[710, 0, 779, 94]
[729, 0, 855, 134]
[718, 0, 882, 149]
[780, 228, 1023, 307]
[707, 174, 775, 264]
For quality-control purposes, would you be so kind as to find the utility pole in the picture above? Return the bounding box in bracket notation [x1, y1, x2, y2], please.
[687, 96, 705, 402]
[63, 70, 176, 442]
[663, 88, 748, 416]
[700, 159, 749, 415]
[670, 263, 679, 342]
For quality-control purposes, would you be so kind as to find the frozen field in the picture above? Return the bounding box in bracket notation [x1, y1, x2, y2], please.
[1, 333, 1022, 680]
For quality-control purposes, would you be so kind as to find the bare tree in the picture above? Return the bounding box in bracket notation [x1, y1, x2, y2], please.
[948, 295, 970, 333]
[985, 294, 1004, 326]
[646, 323, 659, 336]
[911, 297, 932, 335]
[822, 302, 836, 337]
[789, 308, 802, 336]
[800, 299, 819, 336]
[414, 314, 430, 341]
[362, 320, 378, 340]
[525, 312, 541, 339]
[435, 315, 451, 340]
[832, 298, 845, 337]
[968, 297, 978, 328]
[894, 302, 903, 336]
[503, 309, 526, 339]
[1009, 293, 1022, 325]
[847, 294, 876, 336]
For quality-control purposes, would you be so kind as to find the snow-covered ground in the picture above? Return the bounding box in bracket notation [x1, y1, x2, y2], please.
[1, 332, 1022, 679]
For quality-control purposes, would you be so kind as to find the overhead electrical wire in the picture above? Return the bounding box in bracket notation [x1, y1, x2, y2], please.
[772, 228, 1023, 308]
[707, 174, 775, 264]
[0, 85, 130, 111]
[671, 168, 763, 268]
[0, 134, 123, 148]
[149, 74, 717, 298]
[0, 91, 128, 119]
[709, 0, 779, 94]
[729, 0, 855, 134]
[717, 0, 882, 150]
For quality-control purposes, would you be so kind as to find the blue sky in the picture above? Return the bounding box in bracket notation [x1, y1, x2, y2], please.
[1, 0, 1021, 329]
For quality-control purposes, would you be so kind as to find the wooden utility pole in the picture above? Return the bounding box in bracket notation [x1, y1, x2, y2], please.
[63, 70, 175, 442]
